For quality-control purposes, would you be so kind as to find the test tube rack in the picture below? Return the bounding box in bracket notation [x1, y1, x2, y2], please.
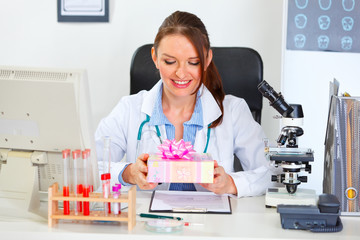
[48, 183, 136, 231]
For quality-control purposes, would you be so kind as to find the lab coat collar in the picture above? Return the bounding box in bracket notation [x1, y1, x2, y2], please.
[141, 80, 221, 126]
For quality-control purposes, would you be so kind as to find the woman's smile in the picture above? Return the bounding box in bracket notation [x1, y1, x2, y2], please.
[171, 79, 192, 88]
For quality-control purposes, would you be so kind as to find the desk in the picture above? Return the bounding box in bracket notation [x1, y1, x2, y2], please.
[0, 191, 359, 240]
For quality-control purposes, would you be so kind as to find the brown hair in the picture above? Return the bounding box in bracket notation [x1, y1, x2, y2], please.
[153, 11, 225, 128]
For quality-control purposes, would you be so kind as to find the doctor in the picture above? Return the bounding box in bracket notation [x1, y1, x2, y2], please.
[95, 11, 274, 197]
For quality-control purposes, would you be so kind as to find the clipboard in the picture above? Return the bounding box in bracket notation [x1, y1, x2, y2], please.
[149, 190, 232, 214]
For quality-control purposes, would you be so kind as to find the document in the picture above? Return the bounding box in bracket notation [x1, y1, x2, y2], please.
[149, 190, 232, 214]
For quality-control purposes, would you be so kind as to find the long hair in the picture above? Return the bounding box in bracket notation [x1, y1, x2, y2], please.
[153, 11, 225, 128]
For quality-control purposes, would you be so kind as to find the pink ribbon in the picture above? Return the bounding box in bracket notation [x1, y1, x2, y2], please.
[158, 139, 195, 160]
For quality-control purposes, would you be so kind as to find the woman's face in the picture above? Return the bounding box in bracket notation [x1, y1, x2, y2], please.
[152, 34, 211, 99]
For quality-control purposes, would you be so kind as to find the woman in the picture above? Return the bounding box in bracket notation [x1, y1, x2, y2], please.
[95, 11, 274, 197]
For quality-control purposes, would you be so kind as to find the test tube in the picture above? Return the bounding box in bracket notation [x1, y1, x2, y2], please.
[112, 185, 120, 215]
[82, 150, 90, 216]
[72, 150, 82, 215]
[113, 193, 120, 215]
[85, 149, 94, 193]
[101, 137, 111, 215]
[101, 173, 111, 215]
[116, 184, 122, 214]
[62, 149, 71, 215]
[102, 136, 111, 174]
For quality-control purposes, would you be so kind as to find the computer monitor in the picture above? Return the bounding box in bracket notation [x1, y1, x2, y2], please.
[0, 66, 99, 217]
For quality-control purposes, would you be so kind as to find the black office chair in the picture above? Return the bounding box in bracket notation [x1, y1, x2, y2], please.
[130, 44, 263, 123]
[130, 44, 264, 171]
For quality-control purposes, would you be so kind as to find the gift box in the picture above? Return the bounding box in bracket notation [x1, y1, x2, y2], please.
[146, 139, 214, 183]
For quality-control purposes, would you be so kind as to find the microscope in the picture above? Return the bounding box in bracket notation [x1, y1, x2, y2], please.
[258, 80, 317, 207]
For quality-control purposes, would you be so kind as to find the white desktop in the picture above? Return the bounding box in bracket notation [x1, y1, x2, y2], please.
[0, 66, 99, 219]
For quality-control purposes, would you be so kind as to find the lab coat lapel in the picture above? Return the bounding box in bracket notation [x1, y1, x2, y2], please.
[193, 125, 208, 153]
[194, 86, 221, 153]
[140, 80, 168, 141]
[141, 80, 162, 117]
[199, 85, 222, 126]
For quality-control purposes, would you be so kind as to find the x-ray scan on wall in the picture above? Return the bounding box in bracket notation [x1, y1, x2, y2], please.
[287, 0, 359, 53]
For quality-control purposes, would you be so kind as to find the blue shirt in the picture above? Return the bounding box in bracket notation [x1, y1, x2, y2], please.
[118, 85, 204, 185]
[148, 86, 203, 144]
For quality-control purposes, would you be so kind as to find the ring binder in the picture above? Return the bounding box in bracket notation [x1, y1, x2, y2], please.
[324, 95, 360, 215]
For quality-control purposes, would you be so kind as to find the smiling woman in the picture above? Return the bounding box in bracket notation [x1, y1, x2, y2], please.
[152, 34, 204, 101]
[151, 11, 224, 129]
[95, 11, 275, 197]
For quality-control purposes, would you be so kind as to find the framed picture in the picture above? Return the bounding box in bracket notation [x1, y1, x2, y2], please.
[57, 0, 109, 22]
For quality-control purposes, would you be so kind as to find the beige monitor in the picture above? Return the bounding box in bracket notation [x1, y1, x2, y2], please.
[0, 66, 99, 218]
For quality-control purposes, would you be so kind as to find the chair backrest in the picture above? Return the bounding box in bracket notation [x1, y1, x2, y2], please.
[130, 44, 263, 124]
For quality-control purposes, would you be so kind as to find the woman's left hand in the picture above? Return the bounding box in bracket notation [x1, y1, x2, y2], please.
[200, 160, 237, 195]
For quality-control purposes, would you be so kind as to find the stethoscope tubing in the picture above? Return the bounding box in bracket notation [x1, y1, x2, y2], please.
[137, 114, 211, 154]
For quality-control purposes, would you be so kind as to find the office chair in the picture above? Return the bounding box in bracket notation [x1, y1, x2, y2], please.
[130, 44, 264, 171]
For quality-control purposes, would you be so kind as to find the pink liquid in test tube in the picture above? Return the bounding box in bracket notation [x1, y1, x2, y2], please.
[116, 184, 122, 214]
[112, 184, 122, 215]
[113, 193, 119, 215]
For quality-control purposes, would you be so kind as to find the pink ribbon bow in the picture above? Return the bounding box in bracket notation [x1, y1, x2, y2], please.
[158, 139, 195, 160]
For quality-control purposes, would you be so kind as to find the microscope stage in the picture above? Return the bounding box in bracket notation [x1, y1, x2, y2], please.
[265, 187, 317, 208]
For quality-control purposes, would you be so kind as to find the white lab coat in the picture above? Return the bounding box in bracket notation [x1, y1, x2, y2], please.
[95, 80, 275, 197]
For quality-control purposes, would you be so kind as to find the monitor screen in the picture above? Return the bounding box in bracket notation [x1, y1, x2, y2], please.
[0, 66, 99, 216]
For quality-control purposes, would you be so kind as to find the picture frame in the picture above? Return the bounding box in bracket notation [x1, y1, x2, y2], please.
[57, 0, 109, 22]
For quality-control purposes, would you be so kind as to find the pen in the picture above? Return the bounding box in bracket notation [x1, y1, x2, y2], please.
[137, 213, 183, 221]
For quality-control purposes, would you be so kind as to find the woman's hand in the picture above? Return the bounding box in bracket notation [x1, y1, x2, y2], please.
[200, 160, 237, 195]
[122, 153, 158, 190]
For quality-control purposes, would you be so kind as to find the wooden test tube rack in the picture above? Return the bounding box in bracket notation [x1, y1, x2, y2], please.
[48, 183, 136, 231]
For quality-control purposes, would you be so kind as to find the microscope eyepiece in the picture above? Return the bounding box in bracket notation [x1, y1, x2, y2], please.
[258, 80, 293, 117]
[287, 104, 304, 118]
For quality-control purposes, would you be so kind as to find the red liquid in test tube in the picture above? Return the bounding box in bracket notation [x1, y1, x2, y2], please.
[82, 150, 90, 216]
[77, 184, 83, 212]
[101, 173, 111, 215]
[62, 149, 71, 215]
[72, 150, 82, 215]
[85, 149, 94, 193]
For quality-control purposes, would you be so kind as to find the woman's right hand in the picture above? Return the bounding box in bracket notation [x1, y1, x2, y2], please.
[122, 153, 158, 190]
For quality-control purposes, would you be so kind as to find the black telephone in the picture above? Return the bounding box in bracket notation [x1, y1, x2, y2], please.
[277, 194, 343, 232]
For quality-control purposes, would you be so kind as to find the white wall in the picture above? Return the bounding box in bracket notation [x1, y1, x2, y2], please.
[282, 2, 360, 194]
[0, 0, 284, 144]
[3, 0, 358, 196]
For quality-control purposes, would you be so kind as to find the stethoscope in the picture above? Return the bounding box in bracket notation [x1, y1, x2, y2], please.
[136, 114, 211, 154]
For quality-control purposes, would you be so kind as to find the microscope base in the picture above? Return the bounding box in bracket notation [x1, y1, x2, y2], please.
[265, 187, 317, 208]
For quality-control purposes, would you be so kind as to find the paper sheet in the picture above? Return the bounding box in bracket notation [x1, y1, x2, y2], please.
[149, 190, 231, 214]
